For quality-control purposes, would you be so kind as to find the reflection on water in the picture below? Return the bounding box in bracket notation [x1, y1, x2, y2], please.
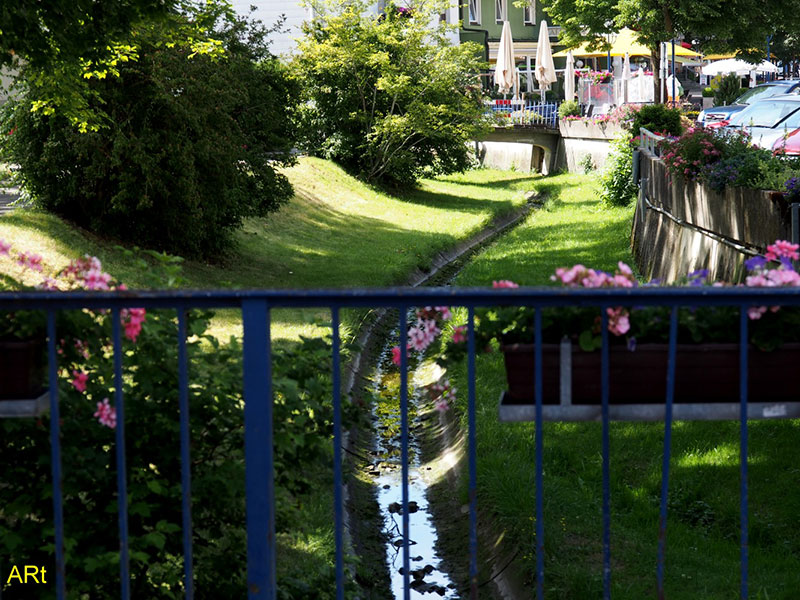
[370, 342, 458, 599]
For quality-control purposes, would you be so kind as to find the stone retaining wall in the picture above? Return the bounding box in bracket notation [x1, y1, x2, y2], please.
[632, 151, 791, 283]
[559, 120, 626, 172]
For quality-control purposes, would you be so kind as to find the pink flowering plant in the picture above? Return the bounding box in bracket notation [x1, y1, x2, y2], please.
[0, 245, 350, 596]
[0, 241, 147, 430]
[579, 70, 613, 84]
[416, 239, 800, 407]
[658, 126, 780, 193]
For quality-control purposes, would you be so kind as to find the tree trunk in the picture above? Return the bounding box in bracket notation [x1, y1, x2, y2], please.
[651, 43, 662, 104]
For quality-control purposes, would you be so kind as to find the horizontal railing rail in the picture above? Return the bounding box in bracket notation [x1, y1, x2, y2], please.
[639, 126, 665, 157]
[2, 285, 799, 600]
[490, 100, 560, 128]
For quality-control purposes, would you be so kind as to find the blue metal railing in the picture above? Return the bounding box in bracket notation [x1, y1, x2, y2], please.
[4, 285, 800, 599]
[490, 101, 560, 128]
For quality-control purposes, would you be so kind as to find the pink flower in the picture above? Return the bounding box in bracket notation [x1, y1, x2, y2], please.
[767, 269, 800, 286]
[74, 339, 90, 359]
[433, 306, 452, 321]
[0, 239, 10, 255]
[391, 345, 401, 366]
[617, 262, 633, 276]
[71, 370, 88, 393]
[747, 306, 767, 320]
[612, 275, 635, 288]
[407, 325, 430, 351]
[421, 318, 440, 339]
[94, 398, 117, 429]
[16, 251, 44, 271]
[765, 240, 800, 262]
[36, 277, 60, 290]
[452, 325, 467, 344]
[83, 268, 112, 290]
[435, 398, 450, 412]
[121, 308, 146, 342]
[745, 273, 771, 287]
[492, 280, 519, 288]
[552, 265, 588, 286]
[607, 307, 630, 336]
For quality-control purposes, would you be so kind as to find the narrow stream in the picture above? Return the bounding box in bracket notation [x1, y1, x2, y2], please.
[370, 336, 459, 599]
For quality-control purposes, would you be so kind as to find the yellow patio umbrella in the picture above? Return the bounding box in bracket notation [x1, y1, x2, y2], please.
[553, 29, 700, 58]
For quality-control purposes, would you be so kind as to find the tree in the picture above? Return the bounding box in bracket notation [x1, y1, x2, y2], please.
[1, 8, 298, 259]
[294, 0, 489, 188]
[0, 0, 176, 69]
[1, 1, 228, 129]
[542, 0, 800, 101]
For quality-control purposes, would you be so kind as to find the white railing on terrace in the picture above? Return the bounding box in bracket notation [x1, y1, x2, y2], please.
[639, 127, 665, 156]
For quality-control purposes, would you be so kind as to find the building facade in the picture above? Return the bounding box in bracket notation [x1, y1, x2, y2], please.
[231, 0, 563, 97]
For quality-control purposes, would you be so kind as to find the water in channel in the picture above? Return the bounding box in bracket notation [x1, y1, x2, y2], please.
[369, 336, 459, 599]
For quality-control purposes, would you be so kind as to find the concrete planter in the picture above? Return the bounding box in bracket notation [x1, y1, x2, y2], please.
[501, 342, 800, 405]
[558, 119, 627, 173]
[0, 337, 46, 400]
[558, 120, 626, 141]
[702, 97, 714, 110]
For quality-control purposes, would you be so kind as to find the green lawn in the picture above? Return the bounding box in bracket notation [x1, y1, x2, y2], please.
[0, 157, 530, 343]
[444, 173, 800, 599]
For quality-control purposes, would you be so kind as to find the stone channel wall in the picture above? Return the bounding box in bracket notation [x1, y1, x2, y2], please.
[632, 151, 791, 283]
[558, 120, 626, 172]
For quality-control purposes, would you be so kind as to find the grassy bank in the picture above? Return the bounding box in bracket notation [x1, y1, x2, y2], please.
[0, 157, 530, 342]
[443, 173, 800, 598]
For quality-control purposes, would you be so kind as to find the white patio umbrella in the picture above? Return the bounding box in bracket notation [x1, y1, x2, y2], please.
[702, 58, 780, 77]
[494, 21, 517, 94]
[564, 50, 576, 101]
[535, 20, 557, 92]
[621, 52, 632, 103]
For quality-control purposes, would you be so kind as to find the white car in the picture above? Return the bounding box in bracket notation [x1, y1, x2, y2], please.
[723, 97, 800, 149]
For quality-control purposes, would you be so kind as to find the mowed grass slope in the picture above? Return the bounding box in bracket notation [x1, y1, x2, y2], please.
[445, 173, 800, 598]
[0, 158, 531, 341]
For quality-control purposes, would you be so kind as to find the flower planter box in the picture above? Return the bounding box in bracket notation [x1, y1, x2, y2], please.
[0, 337, 49, 417]
[558, 120, 625, 141]
[499, 342, 800, 422]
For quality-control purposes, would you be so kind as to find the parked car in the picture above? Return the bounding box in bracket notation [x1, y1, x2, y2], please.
[722, 97, 800, 149]
[772, 128, 800, 155]
[697, 80, 800, 126]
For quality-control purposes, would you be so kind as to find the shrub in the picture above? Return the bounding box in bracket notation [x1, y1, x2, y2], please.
[702, 86, 715, 98]
[659, 126, 782, 193]
[599, 133, 638, 207]
[294, 0, 488, 188]
[710, 73, 742, 106]
[629, 103, 682, 137]
[660, 128, 722, 181]
[558, 100, 580, 118]
[0, 251, 345, 598]
[0, 10, 298, 259]
[579, 153, 595, 173]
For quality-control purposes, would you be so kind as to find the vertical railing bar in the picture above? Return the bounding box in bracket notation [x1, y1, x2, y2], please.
[600, 308, 611, 600]
[656, 307, 679, 599]
[112, 308, 131, 600]
[739, 307, 749, 600]
[242, 299, 276, 600]
[47, 311, 66, 600]
[467, 306, 478, 599]
[399, 306, 410, 600]
[177, 309, 194, 600]
[332, 307, 345, 600]
[534, 307, 544, 600]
